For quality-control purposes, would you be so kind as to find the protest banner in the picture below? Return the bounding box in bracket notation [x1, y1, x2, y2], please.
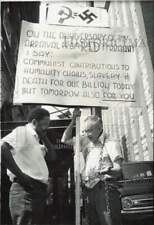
[14, 21, 139, 107]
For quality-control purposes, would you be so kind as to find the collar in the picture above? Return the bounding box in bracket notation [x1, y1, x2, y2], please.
[88, 134, 106, 149]
[26, 123, 38, 138]
[100, 134, 106, 145]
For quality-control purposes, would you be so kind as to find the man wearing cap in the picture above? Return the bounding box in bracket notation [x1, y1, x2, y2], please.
[61, 108, 123, 225]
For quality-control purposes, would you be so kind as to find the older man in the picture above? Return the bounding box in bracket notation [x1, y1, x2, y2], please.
[62, 108, 123, 225]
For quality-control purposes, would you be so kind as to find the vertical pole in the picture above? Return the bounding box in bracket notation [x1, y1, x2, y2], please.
[75, 113, 80, 225]
[91, 107, 96, 115]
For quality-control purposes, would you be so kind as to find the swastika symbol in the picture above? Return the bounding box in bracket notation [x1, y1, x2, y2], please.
[79, 9, 97, 24]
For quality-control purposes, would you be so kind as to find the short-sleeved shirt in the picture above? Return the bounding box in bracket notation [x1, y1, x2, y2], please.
[73, 135, 123, 188]
[1, 123, 49, 184]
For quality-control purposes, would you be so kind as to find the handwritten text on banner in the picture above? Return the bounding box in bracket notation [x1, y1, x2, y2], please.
[14, 21, 139, 106]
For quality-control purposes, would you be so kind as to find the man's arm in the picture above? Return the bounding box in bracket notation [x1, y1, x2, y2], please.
[99, 158, 122, 180]
[1, 142, 23, 177]
[61, 108, 81, 145]
[103, 141, 123, 179]
[1, 142, 34, 187]
[61, 118, 75, 145]
[107, 158, 123, 178]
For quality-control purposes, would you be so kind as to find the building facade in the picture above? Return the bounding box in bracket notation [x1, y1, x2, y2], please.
[103, 1, 153, 161]
[1, 1, 40, 122]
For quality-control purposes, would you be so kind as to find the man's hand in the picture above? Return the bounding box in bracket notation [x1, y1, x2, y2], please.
[37, 129, 47, 140]
[102, 174, 114, 181]
[72, 108, 81, 120]
[99, 166, 112, 175]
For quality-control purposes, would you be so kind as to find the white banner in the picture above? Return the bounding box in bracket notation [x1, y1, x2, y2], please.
[14, 21, 139, 107]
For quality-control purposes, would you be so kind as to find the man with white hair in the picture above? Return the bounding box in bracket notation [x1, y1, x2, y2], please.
[61, 108, 123, 225]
